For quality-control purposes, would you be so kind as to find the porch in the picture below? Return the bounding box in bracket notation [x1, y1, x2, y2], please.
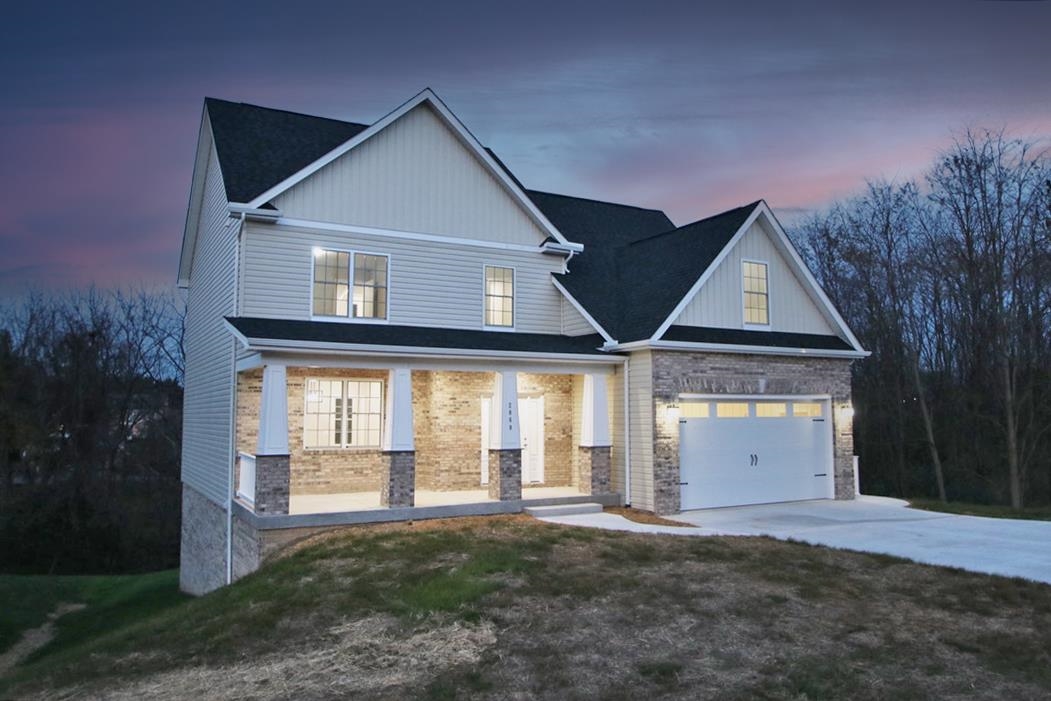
[233, 359, 618, 521]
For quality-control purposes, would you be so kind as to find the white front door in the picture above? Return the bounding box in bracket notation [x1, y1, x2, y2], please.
[518, 396, 545, 484]
[679, 398, 833, 510]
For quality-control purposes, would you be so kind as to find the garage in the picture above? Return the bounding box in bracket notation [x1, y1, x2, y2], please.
[678, 397, 834, 510]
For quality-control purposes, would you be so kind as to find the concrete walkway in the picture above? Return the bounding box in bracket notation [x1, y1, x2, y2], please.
[537, 496, 1051, 585]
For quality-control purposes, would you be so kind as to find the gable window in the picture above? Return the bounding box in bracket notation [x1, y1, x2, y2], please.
[304, 378, 384, 449]
[743, 260, 769, 326]
[484, 265, 514, 328]
[312, 249, 388, 320]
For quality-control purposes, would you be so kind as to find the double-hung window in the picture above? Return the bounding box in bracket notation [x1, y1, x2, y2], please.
[484, 265, 514, 328]
[312, 249, 389, 320]
[743, 260, 769, 326]
[304, 378, 384, 449]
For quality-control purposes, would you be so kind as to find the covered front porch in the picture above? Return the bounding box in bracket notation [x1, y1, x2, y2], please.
[233, 355, 619, 523]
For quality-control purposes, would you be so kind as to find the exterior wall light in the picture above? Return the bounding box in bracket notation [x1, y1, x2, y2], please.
[836, 404, 855, 421]
[666, 403, 681, 423]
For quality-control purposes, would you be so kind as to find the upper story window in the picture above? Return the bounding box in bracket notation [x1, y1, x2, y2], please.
[313, 249, 388, 320]
[304, 378, 384, 449]
[484, 265, 514, 328]
[743, 260, 769, 326]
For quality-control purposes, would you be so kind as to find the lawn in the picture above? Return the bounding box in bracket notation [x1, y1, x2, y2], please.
[2, 515, 1050, 700]
[908, 498, 1051, 521]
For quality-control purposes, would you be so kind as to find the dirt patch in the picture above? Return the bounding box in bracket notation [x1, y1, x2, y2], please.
[605, 506, 694, 527]
[0, 603, 86, 678]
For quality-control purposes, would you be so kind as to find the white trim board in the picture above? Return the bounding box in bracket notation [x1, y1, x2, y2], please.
[611, 339, 868, 359]
[242, 88, 575, 248]
[649, 202, 866, 354]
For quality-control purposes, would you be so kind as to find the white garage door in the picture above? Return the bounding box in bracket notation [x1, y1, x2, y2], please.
[679, 398, 833, 510]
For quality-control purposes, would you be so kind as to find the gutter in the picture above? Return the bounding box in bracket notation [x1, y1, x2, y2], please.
[226, 212, 246, 585]
[228, 203, 283, 222]
[609, 339, 870, 359]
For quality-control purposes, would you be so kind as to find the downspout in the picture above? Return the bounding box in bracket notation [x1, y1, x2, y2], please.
[623, 357, 631, 506]
[226, 211, 246, 585]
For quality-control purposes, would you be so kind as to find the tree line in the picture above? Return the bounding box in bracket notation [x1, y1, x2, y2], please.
[0, 290, 184, 573]
[794, 130, 1051, 508]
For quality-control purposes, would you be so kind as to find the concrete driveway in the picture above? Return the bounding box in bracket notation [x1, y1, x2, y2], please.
[669, 495, 1051, 585]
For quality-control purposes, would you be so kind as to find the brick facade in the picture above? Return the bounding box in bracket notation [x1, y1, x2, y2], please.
[488, 449, 523, 500]
[413, 370, 492, 491]
[577, 446, 612, 495]
[381, 451, 416, 507]
[649, 350, 855, 515]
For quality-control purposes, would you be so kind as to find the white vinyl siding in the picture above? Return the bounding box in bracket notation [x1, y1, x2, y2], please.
[626, 350, 654, 510]
[241, 222, 565, 333]
[561, 297, 597, 336]
[273, 103, 550, 246]
[672, 219, 836, 335]
[181, 134, 237, 505]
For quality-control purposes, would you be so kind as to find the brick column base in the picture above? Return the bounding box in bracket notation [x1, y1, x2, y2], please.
[578, 446, 612, 495]
[488, 449, 522, 501]
[255, 454, 290, 515]
[381, 451, 416, 507]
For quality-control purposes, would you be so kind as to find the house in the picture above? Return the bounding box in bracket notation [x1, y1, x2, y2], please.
[177, 88, 867, 595]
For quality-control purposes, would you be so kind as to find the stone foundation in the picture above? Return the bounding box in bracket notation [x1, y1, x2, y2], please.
[255, 454, 290, 515]
[577, 446, 612, 495]
[381, 451, 416, 507]
[487, 449, 522, 500]
[179, 484, 227, 595]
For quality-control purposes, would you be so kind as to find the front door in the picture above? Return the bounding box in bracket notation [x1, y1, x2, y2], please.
[518, 396, 545, 484]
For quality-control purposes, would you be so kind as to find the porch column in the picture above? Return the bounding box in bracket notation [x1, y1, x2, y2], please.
[381, 368, 415, 507]
[578, 373, 612, 495]
[488, 371, 522, 501]
[255, 364, 290, 514]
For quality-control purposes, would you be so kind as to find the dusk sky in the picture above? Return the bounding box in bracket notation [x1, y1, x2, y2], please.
[2, 1, 1049, 296]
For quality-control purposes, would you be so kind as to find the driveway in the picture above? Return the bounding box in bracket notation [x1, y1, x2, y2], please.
[538, 496, 1051, 584]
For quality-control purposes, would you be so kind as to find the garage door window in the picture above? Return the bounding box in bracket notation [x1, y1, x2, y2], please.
[792, 402, 823, 417]
[716, 402, 750, 418]
[680, 402, 710, 418]
[755, 402, 788, 418]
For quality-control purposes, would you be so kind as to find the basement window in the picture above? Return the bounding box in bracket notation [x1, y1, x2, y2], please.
[304, 379, 384, 449]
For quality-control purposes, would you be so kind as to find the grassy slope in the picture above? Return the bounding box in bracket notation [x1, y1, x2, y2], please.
[909, 499, 1051, 521]
[3, 516, 1051, 700]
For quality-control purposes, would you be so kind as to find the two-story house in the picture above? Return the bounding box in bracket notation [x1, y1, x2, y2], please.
[177, 89, 867, 594]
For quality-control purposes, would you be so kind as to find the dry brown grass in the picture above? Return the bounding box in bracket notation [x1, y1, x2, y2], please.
[9, 516, 1051, 700]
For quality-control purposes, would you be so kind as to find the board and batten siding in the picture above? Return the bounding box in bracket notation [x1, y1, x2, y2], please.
[672, 219, 835, 335]
[626, 350, 655, 510]
[273, 104, 551, 247]
[182, 137, 237, 506]
[241, 222, 566, 334]
[561, 297, 597, 336]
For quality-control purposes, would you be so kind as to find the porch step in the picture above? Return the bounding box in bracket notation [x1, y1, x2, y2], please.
[524, 503, 604, 518]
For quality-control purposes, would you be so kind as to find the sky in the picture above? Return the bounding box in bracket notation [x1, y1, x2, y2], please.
[1, 0, 1049, 295]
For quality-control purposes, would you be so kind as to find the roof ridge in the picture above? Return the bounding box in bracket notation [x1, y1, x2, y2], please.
[204, 97, 370, 129]
[526, 188, 671, 216]
[626, 200, 762, 248]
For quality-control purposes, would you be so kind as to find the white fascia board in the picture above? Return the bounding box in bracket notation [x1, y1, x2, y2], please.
[551, 277, 616, 344]
[649, 204, 764, 341]
[610, 338, 869, 359]
[754, 202, 867, 354]
[244, 88, 573, 248]
[228, 203, 283, 221]
[272, 217, 547, 254]
[177, 108, 215, 288]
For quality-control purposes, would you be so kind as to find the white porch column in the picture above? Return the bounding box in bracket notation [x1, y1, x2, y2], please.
[257, 364, 289, 455]
[383, 368, 415, 452]
[580, 373, 611, 447]
[490, 371, 520, 449]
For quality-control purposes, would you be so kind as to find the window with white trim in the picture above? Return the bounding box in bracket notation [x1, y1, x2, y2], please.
[312, 249, 388, 320]
[484, 265, 514, 327]
[304, 378, 384, 449]
[743, 261, 769, 325]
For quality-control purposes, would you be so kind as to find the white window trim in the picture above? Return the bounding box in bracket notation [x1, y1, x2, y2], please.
[303, 377, 386, 450]
[741, 258, 771, 330]
[482, 264, 516, 332]
[310, 246, 391, 324]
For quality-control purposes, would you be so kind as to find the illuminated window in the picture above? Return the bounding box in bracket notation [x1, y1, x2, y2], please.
[304, 379, 384, 448]
[680, 402, 711, 418]
[484, 265, 514, 327]
[313, 249, 388, 320]
[755, 402, 788, 418]
[793, 402, 823, 418]
[716, 402, 750, 418]
[743, 261, 769, 325]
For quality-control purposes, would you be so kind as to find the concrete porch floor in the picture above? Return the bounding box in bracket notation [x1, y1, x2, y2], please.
[289, 486, 584, 515]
